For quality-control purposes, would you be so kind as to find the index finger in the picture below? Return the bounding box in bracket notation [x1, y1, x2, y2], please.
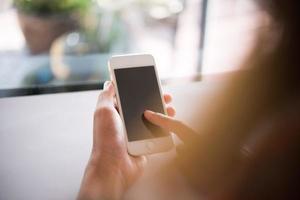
[144, 110, 197, 142]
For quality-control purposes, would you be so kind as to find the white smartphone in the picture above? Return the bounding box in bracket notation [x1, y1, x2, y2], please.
[108, 54, 174, 156]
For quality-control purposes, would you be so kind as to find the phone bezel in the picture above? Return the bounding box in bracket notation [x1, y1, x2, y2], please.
[108, 53, 174, 155]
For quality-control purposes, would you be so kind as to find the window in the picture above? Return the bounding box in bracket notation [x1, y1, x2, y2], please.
[0, 0, 206, 97]
[202, 0, 264, 74]
[0, 0, 263, 97]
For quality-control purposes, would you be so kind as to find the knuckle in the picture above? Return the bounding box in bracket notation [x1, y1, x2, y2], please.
[94, 106, 114, 118]
[98, 87, 112, 97]
[173, 119, 184, 129]
[97, 90, 106, 97]
[97, 91, 108, 101]
[164, 118, 174, 129]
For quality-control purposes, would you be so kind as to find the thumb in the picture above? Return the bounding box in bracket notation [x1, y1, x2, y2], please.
[103, 81, 115, 96]
[96, 81, 115, 107]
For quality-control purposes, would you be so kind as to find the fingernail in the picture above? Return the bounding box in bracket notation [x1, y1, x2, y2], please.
[144, 110, 154, 116]
[103, 81, 111, 89]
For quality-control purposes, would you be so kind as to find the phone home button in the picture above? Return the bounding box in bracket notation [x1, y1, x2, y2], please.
[146, 141, 155, 152]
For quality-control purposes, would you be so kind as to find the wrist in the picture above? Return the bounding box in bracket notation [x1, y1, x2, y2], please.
[78, 160, 125, 200]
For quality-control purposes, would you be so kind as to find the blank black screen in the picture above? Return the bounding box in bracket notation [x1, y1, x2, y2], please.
[115, 66, 168, 141]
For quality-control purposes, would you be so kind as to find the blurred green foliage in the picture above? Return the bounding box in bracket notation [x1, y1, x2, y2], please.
[14, 0, 90, 15]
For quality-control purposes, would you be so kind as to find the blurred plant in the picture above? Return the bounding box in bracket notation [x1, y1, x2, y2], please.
[15, 0, 91, 54]
[78, 1, 129, 53]
[14, 0, 90, 15]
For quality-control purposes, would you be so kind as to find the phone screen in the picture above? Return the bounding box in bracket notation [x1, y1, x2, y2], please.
[114, 66, 168, 141]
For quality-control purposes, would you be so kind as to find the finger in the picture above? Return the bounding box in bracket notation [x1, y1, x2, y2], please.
[144, 110, 197, 141]
[176, 144, 185, 155]
[163, 94, 172, 104]
[166, 106, 176, 117]
[144, 110, 179, 133]
[113, 97, 118, 107]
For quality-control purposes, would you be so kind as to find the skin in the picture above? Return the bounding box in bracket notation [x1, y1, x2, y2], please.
[77, 81, 191, 200]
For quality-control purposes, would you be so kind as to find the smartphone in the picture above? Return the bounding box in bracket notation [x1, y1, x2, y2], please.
[108, 54, 174, 155]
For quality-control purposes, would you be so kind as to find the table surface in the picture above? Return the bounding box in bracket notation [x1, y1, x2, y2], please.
[0, 81, 221, 200]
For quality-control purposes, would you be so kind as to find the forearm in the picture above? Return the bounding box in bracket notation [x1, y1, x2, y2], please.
[78, 163, 124, 200]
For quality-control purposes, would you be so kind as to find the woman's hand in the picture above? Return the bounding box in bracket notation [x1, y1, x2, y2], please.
[78, 81, 175, 200]
[144, 110, 197, 143]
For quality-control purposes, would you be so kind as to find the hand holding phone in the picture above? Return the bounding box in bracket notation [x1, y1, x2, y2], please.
[78, 81, 177, 200]
[109, 54, 174, 155]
